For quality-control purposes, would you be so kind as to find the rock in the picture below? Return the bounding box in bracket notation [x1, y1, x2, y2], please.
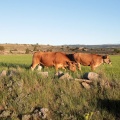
[59, 73, 73, 80]
[83, 72, 100, 80]
[81, 82, 91, 89]
[74, 78, 92, 83]
[22, 114, 31, 120]
[32, 113, 40, 120]
[38, 72, 48, 77]
[32, 107, 49, 119]
[55, 71, 64, 78]
[40, 108, 48, 113]
[0, 110, 11, 117]
[40, 108, 49, 119]
[0, 70, 7, 77]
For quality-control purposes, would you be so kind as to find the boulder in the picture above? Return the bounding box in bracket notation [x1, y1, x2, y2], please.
[32, 107, 49, 119]
[40, 108, 49, 119]
[83, 72, 100, 80]
[54, 71, 64, 78]
[59, 73, 73, 80]
[0, 70, 7, 77]
[74, 78, 92, 83]
[81, 82, 91, 89]
[22, 114, 31, 120]
[0, 110, 11, 117]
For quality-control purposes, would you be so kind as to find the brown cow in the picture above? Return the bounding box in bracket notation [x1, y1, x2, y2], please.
[66, 53, 111, 71]
[31, 52, 76, 72]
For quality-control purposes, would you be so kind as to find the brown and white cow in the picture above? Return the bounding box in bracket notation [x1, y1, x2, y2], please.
[31, 52, 76, 72]
[66, 53, 111, 71]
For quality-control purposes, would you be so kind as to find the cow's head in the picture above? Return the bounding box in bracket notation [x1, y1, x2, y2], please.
[67, 61, 76, 72]
[102, 55, 112, 64]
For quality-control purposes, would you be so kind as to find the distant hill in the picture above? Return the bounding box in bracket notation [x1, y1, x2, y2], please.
[63, 44, 120, 48]
[0, 43, 120, 55]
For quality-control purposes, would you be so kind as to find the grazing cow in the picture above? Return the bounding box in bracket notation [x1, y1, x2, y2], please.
[31, 52, 76, 72]
[66, 53, 111, 71]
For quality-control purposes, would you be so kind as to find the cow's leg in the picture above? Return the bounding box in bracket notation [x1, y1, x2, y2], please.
[31, 60, 40, 71]
[61, 66, 66, 71]
[55, 65, 58, 72]
[31, 63, 38, 71]
[77, 63, 81, 71]
[91, 65, 95, 71]
[37, 65, 42, 71]
[31, 57, 40, 71]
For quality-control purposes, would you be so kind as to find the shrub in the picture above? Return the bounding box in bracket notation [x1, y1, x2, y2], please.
[25, 48, 30, 54]
[114, 48, 120, 53]
[33, 45, 37, 51]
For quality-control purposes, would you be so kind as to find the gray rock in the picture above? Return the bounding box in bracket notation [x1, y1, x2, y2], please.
[74, 78, 92, 83]
[0, 70, 7, 77]
[0, 110, 11, 117]
[22, 114, 31, 120]
[40, 108, 49, 119]
[81, 82, 91, 89]
[55, 71, 64, 78]
[32, 107, 49, 119]
[59, 73, 73, 80]
[32, 113, 40, 120]
[83, 72, 100, 80]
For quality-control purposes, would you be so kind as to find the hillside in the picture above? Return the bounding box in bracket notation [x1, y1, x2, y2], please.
[0, 43, 120, 55]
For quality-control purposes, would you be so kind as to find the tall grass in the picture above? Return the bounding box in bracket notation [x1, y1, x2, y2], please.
[0, 54, 120, 119]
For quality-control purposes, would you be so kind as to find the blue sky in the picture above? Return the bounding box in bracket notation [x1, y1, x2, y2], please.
[0, 0, 120, 45]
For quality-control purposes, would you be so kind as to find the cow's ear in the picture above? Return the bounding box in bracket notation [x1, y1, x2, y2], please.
[102, 55, 107, 59]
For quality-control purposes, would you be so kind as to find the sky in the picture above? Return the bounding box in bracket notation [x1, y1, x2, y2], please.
[0, 0, 120, 45]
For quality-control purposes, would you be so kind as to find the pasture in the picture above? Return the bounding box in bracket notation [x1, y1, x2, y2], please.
[0, 54, 120, 120]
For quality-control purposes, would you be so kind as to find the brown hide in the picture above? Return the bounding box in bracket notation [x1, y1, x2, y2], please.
[67, 53, 111, 71]
[31, 52, 76, 71]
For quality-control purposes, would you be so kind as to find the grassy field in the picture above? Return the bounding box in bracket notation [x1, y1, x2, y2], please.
[0, 54, 120, 120]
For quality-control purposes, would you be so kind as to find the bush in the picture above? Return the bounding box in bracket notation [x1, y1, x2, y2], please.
[25, 48, 30, 54]
[33, 45, 37, 51]
[114, 48, 120, 53]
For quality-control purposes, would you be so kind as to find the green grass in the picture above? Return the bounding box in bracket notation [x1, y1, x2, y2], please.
[0, 54, 120, 120]
[0, 54, 32, 71]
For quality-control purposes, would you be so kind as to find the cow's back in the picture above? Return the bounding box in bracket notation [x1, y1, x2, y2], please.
[54, 52, 70, 64]
[32, 51, 43, 64]
[73, 53, 93, 66]
[40, 52, 56, 66]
